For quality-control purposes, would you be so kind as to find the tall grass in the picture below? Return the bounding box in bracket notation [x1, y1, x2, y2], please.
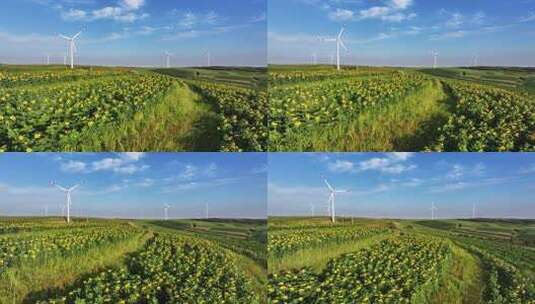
[73, 82, 221, 151]
[268, 233, 391, 274]
[0, 232, 148, 303]
[274, 79, 451, 151]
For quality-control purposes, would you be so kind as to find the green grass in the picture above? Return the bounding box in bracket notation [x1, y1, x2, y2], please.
[268, 232, 391, 273]
[0, 231, 149, 304]
[71, 81, 222, 151]
[272, 79, 451, 151]
[151, 67, 267, 90]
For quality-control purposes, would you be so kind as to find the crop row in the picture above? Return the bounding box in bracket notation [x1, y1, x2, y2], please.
[268, 68, 394, 86]
[431, 81, 535, 151]
[0, 69, 128, 88]
[0, 219, 110, 234]
[191, 81, 268, 152]
[269, 72, 428, 149]
[268, 226, 389, 257]
[40, 233, 258, 304]
[268, 236, 450, 303]
[0, 72, 174, 151]
[0, 227, 134, 271]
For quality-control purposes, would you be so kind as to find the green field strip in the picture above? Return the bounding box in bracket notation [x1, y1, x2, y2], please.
[0, 231, 149, 304]
[268, 231, 392, 274]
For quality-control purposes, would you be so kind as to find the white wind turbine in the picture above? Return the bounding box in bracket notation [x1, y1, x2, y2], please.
[323, 27, 348, 71]
[205, 50, 211, 67]
[44, 54, 50, 65]
[431, 201, 437, 220]
[310, 203, 315, 217]
[51, 181, 80, 223]
[164, 51, 174, 68]
[59, 31, 82, 69]
[324, 179, 349, 223]
[163, 203, 171, 221]
[311, 52, 318, 65]
[473, 52, 478, 67]
[431, 50, 439, 69]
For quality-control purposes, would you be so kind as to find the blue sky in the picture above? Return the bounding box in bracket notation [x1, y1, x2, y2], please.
[0, 0, 266, 66]
[269, 153, 535, 219]
[0, 153, 267, 219]
[269, 0, 535, 66]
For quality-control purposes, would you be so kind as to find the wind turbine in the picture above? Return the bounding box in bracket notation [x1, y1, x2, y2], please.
[431, 50, 439, 69]
[312, 52, 318, 65]
[50, 181, 80, 223]
[164, 51, 174, 68]
[163, 203, 171, 221]
[431, 201, 437, 220]
[44, 54, 50, 65]
[205, 202, 209, 219]
[59, 31, 82, 69]
[324, 179, 348, 223]
[473, 53, 478, 67]
[205, 50, 211, 67]
[310, 203, 315, 217]
[323, 27, 348, 71]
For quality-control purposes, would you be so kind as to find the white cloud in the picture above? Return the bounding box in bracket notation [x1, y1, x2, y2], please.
[61, 0, 148, 23]
[327, 153, 416, 175]
[60, 160, 87, 173]
[120, 0, 145, 10]
[446, 164, 464, 180]
[445, 12, 464, 28]
[390, 0, 412, 10]
[520, 12, 535, 22]
[329, 8, 355, 21]
[90, 154, 148, 175]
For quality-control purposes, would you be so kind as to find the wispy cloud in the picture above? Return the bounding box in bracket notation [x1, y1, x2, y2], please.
[327, 153, 416, 175]
[61, 0, 148, 23]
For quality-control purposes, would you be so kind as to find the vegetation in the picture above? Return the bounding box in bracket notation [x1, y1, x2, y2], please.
[0, 217, 266, 304]
[268, 65, 535, 152]
[268, 217, 535, 303]
[0, 65, 268, 152]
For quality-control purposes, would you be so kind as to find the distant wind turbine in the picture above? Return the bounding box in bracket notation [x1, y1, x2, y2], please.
[59, 31, 82, 69]
[164, 51, 174, 68]
[322, 27, 348, 71]
[324, 178, 349, 223]
[310, 203, 315, 217]
[44, 54, 50, 65]
[312, 52, 318, 65]
[50, 181, 80, 223]
[205, 50, 211, 67]
[205, 202, 209, 219]
[473, 53, 478, 67]
[431, 201, 437, 220]
[163, 203, 171, 221]
[431, 50, 439, 69]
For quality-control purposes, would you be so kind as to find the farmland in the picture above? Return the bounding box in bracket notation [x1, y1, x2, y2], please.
[0, 217, 266, 303]
[268, 65, 535, 152]
[268, 217, 535, 303]
[0, 65, 267, 152]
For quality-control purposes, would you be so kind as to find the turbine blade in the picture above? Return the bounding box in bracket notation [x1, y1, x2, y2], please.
[59, 35, 71, 40]
[53, 184, 68, 192]
[339, 39, 348, 51]
[69, 184, 80, 191]
[73, 31, 82, 39]
[338, 27, 345, 39]
[324, 179, 334, 192]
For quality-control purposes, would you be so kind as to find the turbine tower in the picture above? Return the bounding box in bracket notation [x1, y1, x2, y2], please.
[205, 50, 211, 67]
[164, 51, 174, 68]
[473, 53, 478, 67]
[45, 54, 50, 65]
[472, 202, 476, 219]
[323, 27, 348, 71]
[431, 51, 439, 69]
[324, 179, 348, 223]
[59, 31, 82, 69]
[312, 52, 317, 65]
[431, 201, 437, 220]
[163, 203, 171, 221]
[310, 203, 315, 217]
[51, 181, 80, 223]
